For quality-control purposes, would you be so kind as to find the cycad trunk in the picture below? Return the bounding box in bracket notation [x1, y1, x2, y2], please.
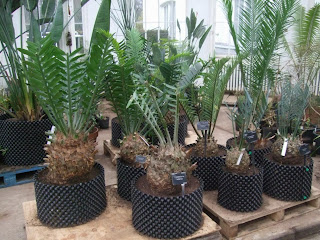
[44, 132, 97, 185]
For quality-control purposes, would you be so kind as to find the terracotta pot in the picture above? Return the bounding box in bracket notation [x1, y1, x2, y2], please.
[88, 127, 99, 142]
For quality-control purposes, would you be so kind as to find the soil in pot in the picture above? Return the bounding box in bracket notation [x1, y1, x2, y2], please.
[263, 153, 313, 201]
[136, 174, 200, 197]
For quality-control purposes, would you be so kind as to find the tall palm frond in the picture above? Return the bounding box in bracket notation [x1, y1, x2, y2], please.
[222, 0, 298, 141]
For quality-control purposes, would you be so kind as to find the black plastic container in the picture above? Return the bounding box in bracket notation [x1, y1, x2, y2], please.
[302, 125, 316, 144]
[34, 163, 107, 228]
[147, 116, 187, 146]
[117, 159, 146, 201]
[97, 117, 109, 129]
[190, 144, 227, 191]
[111, 117, 123, 148]
[313, 128, 320, 155]
[0, 115, 52, 166]
[218, 166, 263, 212]
[131, 175, 203, 239]
[263, 155, 313, 201]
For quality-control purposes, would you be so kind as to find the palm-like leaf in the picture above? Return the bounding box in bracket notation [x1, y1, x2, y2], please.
[20, 30, 114, 138]
[222, 0, 298, 142]
[105, 29, 147, 135]
[284, 4, 320, 88]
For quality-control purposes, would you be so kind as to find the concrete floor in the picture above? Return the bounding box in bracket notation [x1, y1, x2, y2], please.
[0, 103, 320, 240]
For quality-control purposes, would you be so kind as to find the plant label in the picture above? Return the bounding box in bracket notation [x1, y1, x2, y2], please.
[197, 121, 209, 131]
[171, 172, 187, 185]
[299, 144, 311, 156]
[281, 138, 288, 157]
[236, 148, 246, 165]
[46, 125, 56, 145]
[135, 155, 147, 163]
[244, 131, 258, 143]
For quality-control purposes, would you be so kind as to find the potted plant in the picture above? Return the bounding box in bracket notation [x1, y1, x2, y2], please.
[264, 80, 313, 201]
[181, 57, 238, 190]
[19, 28, 113, 227]
[128, 61, 203, 239]
[0, 0, 63, 165]
[218, 91, 264, 212]
[106, 28, 151, 201]
[222, 0, 297, 167]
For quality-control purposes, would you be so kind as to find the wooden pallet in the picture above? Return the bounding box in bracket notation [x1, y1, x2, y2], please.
[103, 140, 119, 165]
[203, 187, 320, 239]
[0, 163, 45, 188]
[23, 185, 222, 240]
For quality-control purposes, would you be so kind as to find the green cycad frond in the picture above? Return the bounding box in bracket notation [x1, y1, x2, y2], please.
[285, 4, 320, 86]
[20, 30, 114, 138]
[277, 79, 310, 139]
[180, 57, 238, 138]
[200, 57, 239, 136]
[106, 29, 146, 135]
[223, 0, 298, 136]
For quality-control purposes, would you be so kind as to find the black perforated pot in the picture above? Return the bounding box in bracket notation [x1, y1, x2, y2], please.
[34, 162, 107, 228]
[0, 115, 52, 166]
[131, 175, 203, 239]
[226, 137, 272, 167]
[189, 144, 227, 191]
[147, 116, 187, 146]
[218, 166, 263, 212]
[263, 155, 313, 201]
[117, 159, 146, 201]
[97, 117, 109, 129]
[111, 117, 123, 148]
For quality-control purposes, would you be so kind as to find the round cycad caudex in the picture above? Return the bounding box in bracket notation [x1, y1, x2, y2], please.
[225, 148, 250, 174]
[119, 133, 150, 167]
[193, 137, 219, 157]
[44, 132, 97, 185]
[147, 145, 196, 195]
[271, 136, 301, 160]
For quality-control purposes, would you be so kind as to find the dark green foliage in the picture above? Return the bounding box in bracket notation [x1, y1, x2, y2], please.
[20, 30, 114, 138]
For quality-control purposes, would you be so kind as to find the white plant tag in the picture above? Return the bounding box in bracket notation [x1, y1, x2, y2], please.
[47, 126, 56, 145]
[236, 148, 246, 165]
[281, 138, 288, 157]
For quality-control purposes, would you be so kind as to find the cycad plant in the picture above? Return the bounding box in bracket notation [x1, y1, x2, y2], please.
[222, 0, 298, 165]
[282, 4, 320, 123]
[181, 57, 238, 157]
[0, 0, 64, 121]
[19, 30, 114, 184]
[272, 79, 310, 164]
[128, 61, 203, 195]
[106, 28, 151, 164]
[283, 4, 320, 87]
